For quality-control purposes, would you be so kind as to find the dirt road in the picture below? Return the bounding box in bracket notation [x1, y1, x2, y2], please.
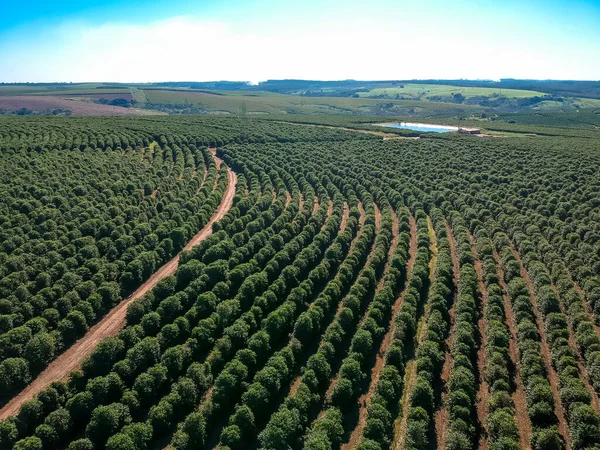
[0, 159, 237, 420]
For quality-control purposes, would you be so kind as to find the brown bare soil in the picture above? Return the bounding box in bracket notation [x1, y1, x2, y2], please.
[493, 250, 532, 450]
[313, 196, 320, 215]
[343, 212, 415, 450]
[434, 222, 460, 450]
[0, 96, 140, 116]
[374, 204, 382, 230]
[340, 202, 350, 233]
[511, 249, 571, 450]
[0, 160, 237, 421]
[289, 375, 303, 397]
[285, 191, 292, 208]
[393, 216, 438, 450]
[469, 232, 489, 450]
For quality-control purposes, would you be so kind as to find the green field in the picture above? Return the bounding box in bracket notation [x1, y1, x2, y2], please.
[1, 114, 599, 450]
[359, 83, 546, 99]
[141, 89, 477, 115]
[1, 82, 598, 116]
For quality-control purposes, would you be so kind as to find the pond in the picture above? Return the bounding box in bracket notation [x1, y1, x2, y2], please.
[376, 122, 459, 133]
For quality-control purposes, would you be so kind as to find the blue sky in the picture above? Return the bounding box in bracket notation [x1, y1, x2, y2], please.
[1, 0, 599, 82]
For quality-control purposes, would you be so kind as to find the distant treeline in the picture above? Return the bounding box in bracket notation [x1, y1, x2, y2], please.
[2, 79, 598, 98]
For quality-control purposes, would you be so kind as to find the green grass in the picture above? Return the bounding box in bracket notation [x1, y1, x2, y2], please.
[142, 89, 477, 115]
[359, 83, 546, 100]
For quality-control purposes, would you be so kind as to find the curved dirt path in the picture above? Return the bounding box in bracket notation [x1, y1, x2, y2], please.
[343, 212, 416, 450]
[0, 158, 237, 421]
[493, 250, 532, 450]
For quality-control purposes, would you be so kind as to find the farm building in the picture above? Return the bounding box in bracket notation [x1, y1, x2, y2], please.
[458, 127, 481, 134]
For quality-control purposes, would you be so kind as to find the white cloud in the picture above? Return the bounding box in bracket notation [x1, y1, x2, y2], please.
[1, 15, 599, 82]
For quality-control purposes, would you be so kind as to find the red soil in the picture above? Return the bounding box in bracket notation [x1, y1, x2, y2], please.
[0, 96, 140, 116]
[0, 159, 237, 421]
[340, 202, 350, 233]
[289, 375, 303, 397]
[493, 250, 532, 450]
[313, 196, 320, 215]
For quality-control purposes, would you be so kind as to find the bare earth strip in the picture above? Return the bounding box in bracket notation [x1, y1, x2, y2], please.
[469, 231, 489, 450]
[342, 213, 417, 450]
[0, 159, 237, 421]
[511, 249, 572, 450]
[493, 250, 532, 450]
[313, 196, 320, 215]
[434, 221, 461, 450]
[393, 215, 438, 450]
[340, 202, 350, 233]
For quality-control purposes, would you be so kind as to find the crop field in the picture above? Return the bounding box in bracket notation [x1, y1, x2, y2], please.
[0, 85, 132, 97]
[140, 89, 476, 115]
[358, 84, 546, 100]
[0, 115, 599, 450]
[0, 97, 142, 116]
